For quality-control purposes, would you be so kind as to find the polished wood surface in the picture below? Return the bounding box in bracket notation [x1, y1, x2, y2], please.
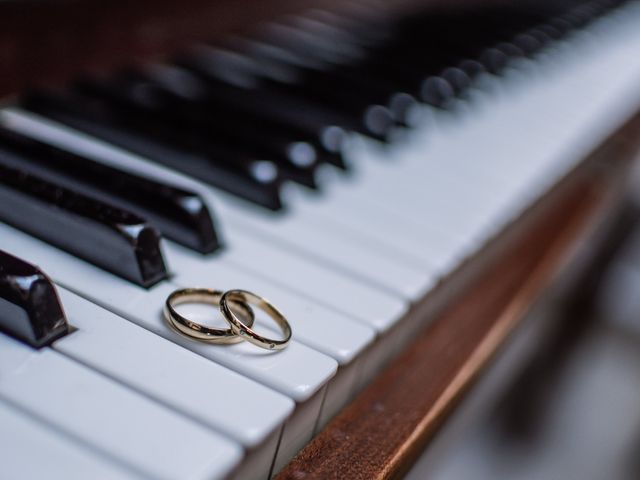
[276, 120, 640, 479]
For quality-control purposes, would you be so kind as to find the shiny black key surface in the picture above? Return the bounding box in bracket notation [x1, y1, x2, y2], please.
[0, 159, 167, 287]
[0, 250, 69, 348]
[0, 126, 221, 253]
[153, 67, 352, 164]
[21, 91, 284, 210]
[179, 52, 395, 140]
[74, 75, 321, 188]
[230, 43, 419, 125]
[205, 50, 399, 134]
[146, 64, 349, 168]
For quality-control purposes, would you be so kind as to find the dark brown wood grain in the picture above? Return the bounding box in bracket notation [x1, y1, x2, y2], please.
[275, 157, 625, 479]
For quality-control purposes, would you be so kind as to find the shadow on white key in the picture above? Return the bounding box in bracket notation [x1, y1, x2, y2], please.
[54, 287, 295, 479]
[0, 332, 242, 480]
[0, 110, 413, 321]
[0, 222, 338, 476]
[0, 400, 143, 480]
[166, 241, 375, 437]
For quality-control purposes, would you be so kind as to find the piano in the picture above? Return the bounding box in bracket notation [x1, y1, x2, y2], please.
[1, 0, 640, 478]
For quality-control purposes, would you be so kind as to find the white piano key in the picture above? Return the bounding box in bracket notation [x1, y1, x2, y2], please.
[0, 111, 377, 365]
[0, 218, 338, 472]
[0, 400, 142, 480]
[166, 242, 375, 365]
[127, 281, 338, 401]
[1, 109, 412, 331]
[271, 385, 326, 475]
[221, 231, 408, 332]
[0, 222, 338, 403]
[0, 110, 411, 328]
[280, 181, 470, 275]
[53, 286, 295, 449]
[313, 10, 640, 255]
[217, 198, 437, 299]
[0, 333, 242, 480]
[124, 282, 337, 476]
[167, 241, 375, 469]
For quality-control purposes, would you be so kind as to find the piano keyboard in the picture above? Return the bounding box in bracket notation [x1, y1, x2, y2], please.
[2, 0, 640, 478]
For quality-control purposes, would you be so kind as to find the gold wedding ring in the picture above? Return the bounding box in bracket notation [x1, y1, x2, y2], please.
[219, 289, 292, 351]
[164, 288, 255, 344]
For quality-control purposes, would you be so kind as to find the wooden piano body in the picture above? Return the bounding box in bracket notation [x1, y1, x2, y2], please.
[1, 1, 640, 478]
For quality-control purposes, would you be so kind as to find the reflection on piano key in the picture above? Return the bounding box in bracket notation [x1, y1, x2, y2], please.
[0, 220, 339, 476]
[178, 48, 396, 141]
[0, 401, 142, 480]
[0, 156, 167, 288]
[74, 74, 323, 188]
[0, 126, 221, 253]
[0, 220, 339, 401]
[53, 286, 294, 476]
[0, 332, 243, 480]
[0, 250, 69, 348]
[148, 63, 351, 167]
[0, 110, 414, 328]
[21, 91, 285, 210]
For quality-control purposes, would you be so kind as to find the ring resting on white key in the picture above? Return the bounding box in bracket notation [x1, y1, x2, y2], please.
[219, 289, 292, 351]
[164, 288, 255, 344]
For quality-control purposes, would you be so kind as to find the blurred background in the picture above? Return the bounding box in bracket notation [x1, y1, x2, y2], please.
[409, 164, 640, 479]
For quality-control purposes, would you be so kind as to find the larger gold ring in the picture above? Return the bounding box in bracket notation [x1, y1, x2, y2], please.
[164, 288, 254, 344]
[219, 289, 292, 350]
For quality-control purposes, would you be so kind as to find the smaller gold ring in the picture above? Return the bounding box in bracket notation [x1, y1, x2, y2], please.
[164, 288, 254, 344]
[220, 289, 292, 351]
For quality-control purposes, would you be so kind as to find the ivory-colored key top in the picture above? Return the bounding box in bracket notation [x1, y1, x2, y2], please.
[0, 332, 243, 480]
[0, 400, 143, 480]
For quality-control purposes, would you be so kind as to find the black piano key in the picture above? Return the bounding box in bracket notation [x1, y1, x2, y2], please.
[512, 32, 544, 56]
[233, 41, 419, 126]
[310, 25, 471, 102]
[536, 23, 565, 42]
[179, 51, 395, 141]
[252, 73, 398, 138]
[147, 64, 349, 168]
[74, 75, 322, 188]
[341, 58, 451, 106]
[235, 27, 413, 114]
[258, 21, 364, 67]
[458, 59, 487, 79]
[440, 67, 472, 96]
[301, 8, 392, 49]
[495, 42, 526, 60]
[21, 91, 284, 210]
[362, 10, 547, 83]
[0, 250, 69, 348]
[285, 14, 382, 53]
[0, 159, 168, 288]
[0, 126, 221, 254]
[263, 66, 414, 127]
[420, 76, 456, 109]
[478, 47, 510, 74]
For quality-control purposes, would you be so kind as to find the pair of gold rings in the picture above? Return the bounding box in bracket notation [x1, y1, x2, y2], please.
[164, 288, 292, 350]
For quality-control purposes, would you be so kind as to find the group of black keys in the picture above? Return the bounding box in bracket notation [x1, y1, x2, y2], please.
[0, 0, 627, 349]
